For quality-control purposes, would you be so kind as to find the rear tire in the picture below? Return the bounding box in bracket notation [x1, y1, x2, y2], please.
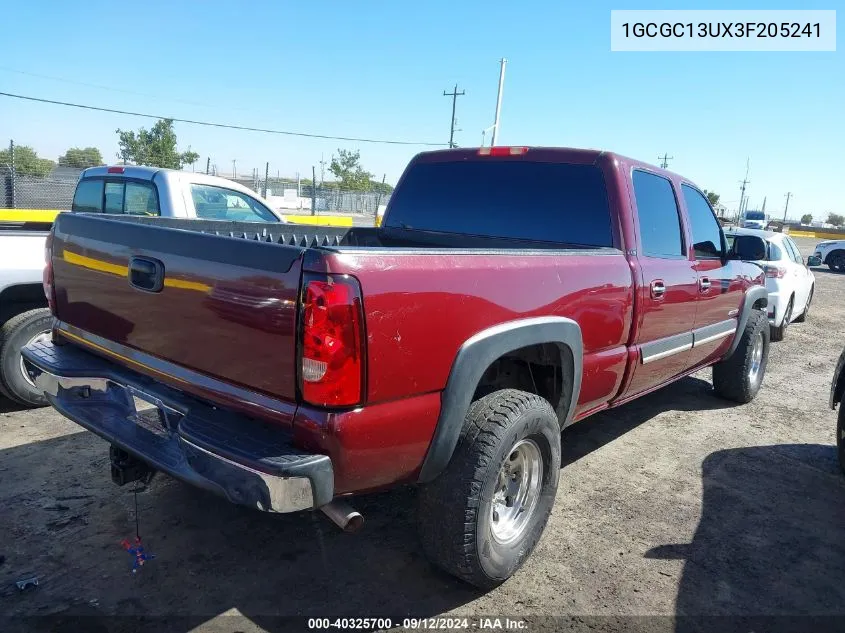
[0, 309, 53, 407]
[417, 389, 561, 589]
[770, 297, 792, 342]
[713, 309, 769, 404]
[794, 287, 812, 323]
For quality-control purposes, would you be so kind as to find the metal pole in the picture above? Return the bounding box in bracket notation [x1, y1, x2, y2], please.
[783, 192, 792, 223]
[263, 162, 269, 197]
[232, 160, 236, 178]
[206, 157, 210, 175]
[311, 166, 317, 216]
[9, 140, 16, 209]
[491, 58, 507, 146]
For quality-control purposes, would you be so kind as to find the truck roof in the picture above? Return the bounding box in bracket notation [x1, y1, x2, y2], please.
[410, 146, 686, 182]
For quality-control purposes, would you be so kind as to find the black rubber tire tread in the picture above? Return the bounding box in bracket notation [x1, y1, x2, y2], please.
[837, 404, 845, 477]
[713, 309, 769, 404]
[0, 308, 53, 407]
[770, 297, 792, 342]
[827, 250, 845, 272]
[417, 389, 560, 589]
[794, 287, 812, 323]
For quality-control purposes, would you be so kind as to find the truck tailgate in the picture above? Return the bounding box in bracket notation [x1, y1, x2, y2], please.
[49, 213, 304, 401]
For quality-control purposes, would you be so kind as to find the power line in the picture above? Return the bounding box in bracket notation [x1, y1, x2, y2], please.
[442, 84, 465, 148]
[0, 91, 447, 147]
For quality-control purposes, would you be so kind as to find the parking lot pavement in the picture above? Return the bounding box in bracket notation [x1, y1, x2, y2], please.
[1, 237, 843, 632]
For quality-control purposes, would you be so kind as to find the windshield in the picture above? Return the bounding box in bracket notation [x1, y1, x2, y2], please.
[745, 211, 765, 220]
[385, 160, 613, 247]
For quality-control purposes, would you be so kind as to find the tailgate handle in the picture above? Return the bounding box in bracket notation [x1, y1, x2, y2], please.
[129, 257, 165, 293]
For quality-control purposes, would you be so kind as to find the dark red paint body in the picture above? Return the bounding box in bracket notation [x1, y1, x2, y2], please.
[49, 148, 764, 495]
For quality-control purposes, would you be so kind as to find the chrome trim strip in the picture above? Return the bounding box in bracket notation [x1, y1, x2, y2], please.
[692, 318, 737, 348]
[640, 332, 694, 365]
[642, 341, 693, 364]
[694, 330, 733, 346]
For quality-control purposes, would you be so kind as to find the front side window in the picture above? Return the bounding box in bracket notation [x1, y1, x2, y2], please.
[632, 170, 684, 258]
[682, 184, 723, 260]
[784, 238, 803, 264]
[190, 184, 277, 222]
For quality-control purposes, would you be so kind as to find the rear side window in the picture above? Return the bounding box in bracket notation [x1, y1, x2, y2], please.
[71, 179, 104, 213]
[384, 161, 613, 247]
[190, 184, 277, 222]
[632, 171, 684, 258]
[682, 184, 723, 260]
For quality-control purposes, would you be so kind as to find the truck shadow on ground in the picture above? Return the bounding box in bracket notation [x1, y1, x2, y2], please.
[647, 442, 845, 632]
[562, 375, 731, 467]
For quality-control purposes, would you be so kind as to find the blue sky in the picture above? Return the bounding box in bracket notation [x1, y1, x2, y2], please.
[0, 0, 841, 218]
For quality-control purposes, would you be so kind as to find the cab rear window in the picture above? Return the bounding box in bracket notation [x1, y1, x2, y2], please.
[71, 178, 159, 216]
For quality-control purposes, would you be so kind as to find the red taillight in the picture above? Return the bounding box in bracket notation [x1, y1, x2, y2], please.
[300, 274, 365, 407]
[107, 166, 125, 173]
[478, 146, 528, 156]
[42, 232, 56, 313]
[764, 265, 787, 279]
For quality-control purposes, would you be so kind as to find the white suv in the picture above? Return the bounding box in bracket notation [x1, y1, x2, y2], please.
[726, 228, 816, 341]
[813, 239, 845, 271]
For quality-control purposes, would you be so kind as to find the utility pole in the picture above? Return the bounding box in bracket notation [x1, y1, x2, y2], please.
[311, 166, 317, 216]
[232, 160, 236, 178]
[263, 162, 269, 198]
[205, 157, 210, 175]
[9, 140, 16, 209]
[443, 84, 465, 148]
[319, 154, 326, 185]
[491, 58, 507, 146]
[783, 192, 792, 223]
[658, 153, 673, 169]
[738, 158, 750, 222]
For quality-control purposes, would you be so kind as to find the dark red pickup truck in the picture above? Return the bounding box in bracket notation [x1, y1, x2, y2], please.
[23, 147, 770, 588]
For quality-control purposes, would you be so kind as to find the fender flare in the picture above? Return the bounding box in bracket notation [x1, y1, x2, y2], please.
[723, 285, 768, 360]
[417, 316, 583, 484]
[830, 346, 845, 410]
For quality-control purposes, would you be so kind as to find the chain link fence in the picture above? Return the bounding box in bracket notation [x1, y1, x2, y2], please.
[0, 164, 389, 218]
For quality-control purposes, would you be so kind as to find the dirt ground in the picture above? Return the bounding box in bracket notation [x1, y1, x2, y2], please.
[1, 237, 844, 633]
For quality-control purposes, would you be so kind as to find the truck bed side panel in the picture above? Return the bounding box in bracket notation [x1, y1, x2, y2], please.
[50, 213, 303, 404]
[317, 249, 634, 416]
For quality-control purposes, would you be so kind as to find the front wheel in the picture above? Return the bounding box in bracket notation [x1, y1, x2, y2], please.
[713, 309, 770, 404]
[827, 251, 845, 272]
[417, 389, 561, 589]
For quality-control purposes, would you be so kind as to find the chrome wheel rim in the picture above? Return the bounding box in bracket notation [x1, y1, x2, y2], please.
[748, 332, 764, 385]
[20, 331, 51, 387]
[490, 438, 543, 544]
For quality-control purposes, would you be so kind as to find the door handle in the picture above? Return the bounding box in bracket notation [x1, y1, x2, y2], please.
[699, 277, 711, 292]
[650, 280, 666, 299]
[128, 257, 165, 292]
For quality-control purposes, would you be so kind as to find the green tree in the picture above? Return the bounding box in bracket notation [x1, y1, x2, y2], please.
[368, 179, 394, 195]
[800, 213, 813, 225]
[827, 212, 844, 227]
[329, 149, 374, 191]
[58, 147, 103, 168]
[116, 119, 199, 169]
[703, 190, 720, 207]
[0, 145, 55, 176]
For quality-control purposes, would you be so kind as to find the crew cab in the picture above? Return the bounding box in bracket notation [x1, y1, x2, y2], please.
[23, 147, 770, 589]
[71, 166, 287, 223]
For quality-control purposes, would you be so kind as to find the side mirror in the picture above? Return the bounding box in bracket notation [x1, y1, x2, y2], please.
[730, 235, 767, 261]
[807, 255, 822, 267]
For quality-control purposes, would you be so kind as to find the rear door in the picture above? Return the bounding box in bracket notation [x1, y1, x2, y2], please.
[682, 184, 745, 368]
[782, 236, 811, 311]
[623, 170, 698, 397]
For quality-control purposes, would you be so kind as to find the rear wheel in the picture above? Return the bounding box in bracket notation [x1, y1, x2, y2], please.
[0, 309, 53, 407]
[713, 309, 769, 404]
[827, 250, 845, 272]
[418, 389, 561, 589]
[794, 286, 813, 323]
[770, 297, 793, 342]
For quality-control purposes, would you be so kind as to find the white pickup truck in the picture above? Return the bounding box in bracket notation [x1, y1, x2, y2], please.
[71, 165, 288, 222]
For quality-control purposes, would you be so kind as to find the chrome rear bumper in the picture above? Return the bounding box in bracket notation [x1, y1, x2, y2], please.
[22, 339, 334, 513]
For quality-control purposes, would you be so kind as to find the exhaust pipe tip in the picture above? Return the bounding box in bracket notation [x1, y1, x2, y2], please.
[320, 500, 364, 533]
